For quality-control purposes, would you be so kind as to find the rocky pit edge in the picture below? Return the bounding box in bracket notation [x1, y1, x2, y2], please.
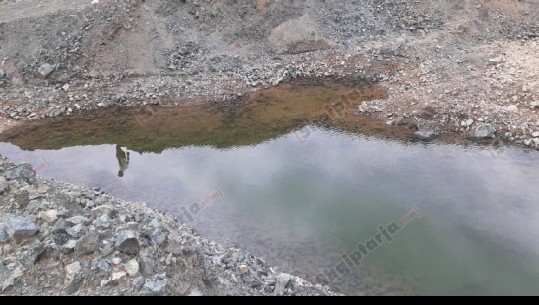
[0, 0, 538, 296]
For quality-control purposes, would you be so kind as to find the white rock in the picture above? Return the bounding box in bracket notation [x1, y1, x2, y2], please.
[0, 177, 9, 194]
[112, 257, 122, 265]
[125, 259, 139, 277]
[111, 271, 126, 282]
[38, 210, 58, 223]
[65, 261, 81, 279]
[239, 264, 249, 274]
[188, 288, 203, 296]
[12, 267, 24, 279]
[489, 57, 503, 64]
[506, 105, 518, 112]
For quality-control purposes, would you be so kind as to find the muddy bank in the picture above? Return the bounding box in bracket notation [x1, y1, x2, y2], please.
[0, 79, 418, 152]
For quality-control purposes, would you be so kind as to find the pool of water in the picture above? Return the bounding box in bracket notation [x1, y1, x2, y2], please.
[1, 80, 539, 295]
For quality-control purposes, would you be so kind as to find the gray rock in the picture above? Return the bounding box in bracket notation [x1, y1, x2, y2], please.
[133, 277, 145, 289]
[141, 279, 167, 296]
[67, 224, 84, 237]
[20, 244, 45, 267]
[0, 69, 5, 78]
[66, 277, 83, 295]
[14, 190, 29, 208]
[52, 221, 70, 245]
[4, 214, 38, 241]
[414, 130, 435, 141]
[91, 205, 114, 218]
[0, 264, 12, 293]
[151, 229, 168, 246]
[0, 263, 6, 277]
[5, 165, 35, 182]
[98, 260, 111, 272]
[1, 276, 14, 293]
[66, 216, 90, 225]
[0, 224, 10, 243]
[94, 214, 110, 229]
[85, 200, 95, 209]
[165, 239, 182, 255]
[61, 240, 77, 253]
[139, 256, 155, 276]
[472, 124, 496, 138]
[74, 232, 100, 256]
[38, 63, 55, 78]
[114, 230, 139, 255]
[56, 209, 73, 219]
[275, 274, 292, 296]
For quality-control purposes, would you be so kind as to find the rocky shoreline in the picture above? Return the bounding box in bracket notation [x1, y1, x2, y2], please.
[0, 0, 538, 296]
[0, 157, 336, 295]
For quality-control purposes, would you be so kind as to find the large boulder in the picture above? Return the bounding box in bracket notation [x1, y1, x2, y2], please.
[472, 124, 496, 138]
[3, 214, 38, 242]
[268, 15, 336, 54]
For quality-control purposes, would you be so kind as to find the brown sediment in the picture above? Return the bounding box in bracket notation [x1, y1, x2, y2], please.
[0, 78, 416, 153]
[3, 76, 508, 153]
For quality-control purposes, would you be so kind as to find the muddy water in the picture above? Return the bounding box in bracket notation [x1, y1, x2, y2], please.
[1, 80, 539, 296]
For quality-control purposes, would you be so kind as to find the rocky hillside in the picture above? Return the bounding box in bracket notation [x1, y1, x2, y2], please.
[0, 0, 536, 83]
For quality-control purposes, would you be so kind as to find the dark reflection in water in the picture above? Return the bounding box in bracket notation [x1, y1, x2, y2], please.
[116, 145, 130, 178]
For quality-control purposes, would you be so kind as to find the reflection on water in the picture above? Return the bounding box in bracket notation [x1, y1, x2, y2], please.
[1, 79, 538, 295]
[115, 145, 130, 178]
[1, 127, 539, 296]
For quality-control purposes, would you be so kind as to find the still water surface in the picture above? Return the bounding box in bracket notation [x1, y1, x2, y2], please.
[1, 125, 539, 295]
